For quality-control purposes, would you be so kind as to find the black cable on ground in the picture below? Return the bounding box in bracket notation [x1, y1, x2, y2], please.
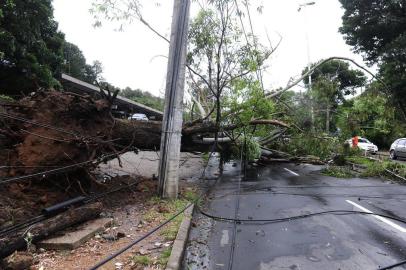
[0, 179, 144, 237]
[379, 259, 406, 270]
[197, 208, 406, 225]
[0, 216, 47, 237]
[209, 189, 406, 200]
[89, 143, 219, 269]
[88, 203, 193, 270]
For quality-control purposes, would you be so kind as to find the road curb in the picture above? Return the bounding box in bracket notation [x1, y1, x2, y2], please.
[165, 204, 194, 270]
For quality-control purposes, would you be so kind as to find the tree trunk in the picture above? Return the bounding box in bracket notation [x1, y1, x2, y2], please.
[398, 100, 406, 121]
[0, 91, 289, 181]
[0, 202, 103, 259]
[326, 104, 330, 133]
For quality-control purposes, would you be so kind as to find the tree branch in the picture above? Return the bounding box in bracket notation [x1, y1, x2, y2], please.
[267, 56, 386, 98]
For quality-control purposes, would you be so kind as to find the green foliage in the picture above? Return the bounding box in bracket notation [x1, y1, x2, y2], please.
[281, 135, 340, 160]
[322, 166, 354, 178]
[304, 59, 366, 95]
[339, 0, 405, 63]
[132, 255, 152, 266]
[339, 0, 406, 116]
[346, 156, 374, 167]
[120, 87, 164, 111]
[62, 42, 104, 84]
[160, 218, 182, 241]
[226, 80, 275, 125]
[157, 247, 172, 266]
[0, 0, 65, 94]
[300, 59, 366, 133]
[0, 94, 14, 102]
[336, 85, 403, 147]
[187, 4, 272, 119]
[224, 137, 261, 162]
[242, 137, 261, 161]
[361, 161, 406, 180]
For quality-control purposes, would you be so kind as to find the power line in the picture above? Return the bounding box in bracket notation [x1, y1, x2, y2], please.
[379, 259, 406, 270]
[89, 143, 218, 269]
[198, 208, 406, 225]
[0, 178, 145, 237]
[88, 203, 193, 270]
[0, 152, 120, 185]
[0, 111, 138, 150]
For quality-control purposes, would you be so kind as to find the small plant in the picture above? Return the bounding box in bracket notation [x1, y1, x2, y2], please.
[132, 255, 152, 266]
[202, 152, 210, 163]
[0, 94, 14, 102]
[362, 161, 406, 180]
[160, 216, 182, 241]
[183, 189, 202, 206]
[280, 134, 340, 160]
[157, 247, 172, 266]
[346, 156, 375, 166]
[322, 166, 354, 178]
[24, 232, 34, 251]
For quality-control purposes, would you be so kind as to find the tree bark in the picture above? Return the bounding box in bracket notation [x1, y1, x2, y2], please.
[0, 202, 103, 259]
[326, 104, 330, 133]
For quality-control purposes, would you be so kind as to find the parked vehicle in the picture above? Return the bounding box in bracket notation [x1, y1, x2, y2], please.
[128, 113, 149, 121]
[346, 137, 378, 153]
[389, 138, 406, 160]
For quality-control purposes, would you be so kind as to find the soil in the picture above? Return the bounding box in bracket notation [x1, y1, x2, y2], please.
[0, 90, 207, 269]
[0, 184, 69, 229]
[1, 152, 204, 270]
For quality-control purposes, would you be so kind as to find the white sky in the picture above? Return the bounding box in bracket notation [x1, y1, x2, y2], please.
[53, 0, 369, 97]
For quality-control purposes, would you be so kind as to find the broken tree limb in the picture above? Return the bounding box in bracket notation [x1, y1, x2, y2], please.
[267, 56, 387, 98]
[0, 202, 103, 259]
[181, 119, 290, 135]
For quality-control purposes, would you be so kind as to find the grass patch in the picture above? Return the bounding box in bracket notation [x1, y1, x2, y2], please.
[322, 166, 355, 178]
[142, 196, 189, 234]
[160, 215, 183, 240]
[202, 152, 210, 163]
[182, 189, 202, 207]
[157, 247, 172, 266]
[138, 191, 199, 267]
[346, 156, 375, 166]
[132, 255, 152, 266]
[361, 161, 406, 180]
[0, 94, 14, 102]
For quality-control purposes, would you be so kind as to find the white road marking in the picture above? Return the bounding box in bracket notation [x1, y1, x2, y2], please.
[220, 230, 229, 247]
[346, 200, 406, 233]
[284, 168, 299, 176]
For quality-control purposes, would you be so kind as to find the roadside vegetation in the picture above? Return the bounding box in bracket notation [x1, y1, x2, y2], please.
[322, 166, 354, 178]
[132, 189, 198, 268]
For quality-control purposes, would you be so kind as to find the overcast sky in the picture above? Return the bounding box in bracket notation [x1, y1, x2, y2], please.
[53, 0, 369, 97]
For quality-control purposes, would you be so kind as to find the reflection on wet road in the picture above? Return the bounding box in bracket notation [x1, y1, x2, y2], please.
[183, 162, 406, 270]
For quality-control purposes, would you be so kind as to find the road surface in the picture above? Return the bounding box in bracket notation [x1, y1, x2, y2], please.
[183, 162, 406, 270]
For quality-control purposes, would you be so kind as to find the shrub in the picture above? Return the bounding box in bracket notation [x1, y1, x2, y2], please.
[281, 135, 340, 160]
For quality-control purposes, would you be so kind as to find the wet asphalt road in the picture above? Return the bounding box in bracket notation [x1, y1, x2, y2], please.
[183, 162, 406, 270]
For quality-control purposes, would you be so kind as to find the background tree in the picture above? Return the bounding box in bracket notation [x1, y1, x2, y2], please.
[0, 0, 65, 95]
[186, 1, 273, 148]
[339, 0, 406, 118]
[62, 42, 104, 84]
[120, 86, 164, 111]
[336, 83, 403, 147]
[302, 59, 366, 133]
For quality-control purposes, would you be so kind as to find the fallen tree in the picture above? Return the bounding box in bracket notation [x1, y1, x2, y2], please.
[0, 90, 289, 188]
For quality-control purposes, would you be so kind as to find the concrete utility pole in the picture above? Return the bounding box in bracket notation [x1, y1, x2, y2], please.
[158, 0, 191, 198]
